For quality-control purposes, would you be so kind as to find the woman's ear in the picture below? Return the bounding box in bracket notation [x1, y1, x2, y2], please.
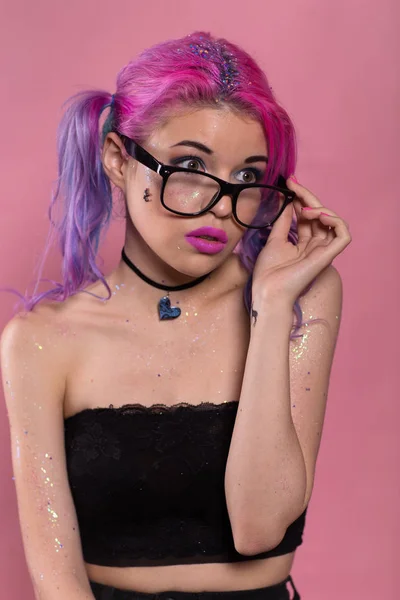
[102, 133, 130, 191]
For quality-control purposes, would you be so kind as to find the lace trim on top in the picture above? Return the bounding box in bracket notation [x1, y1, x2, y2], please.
[65, 400, 240, 421]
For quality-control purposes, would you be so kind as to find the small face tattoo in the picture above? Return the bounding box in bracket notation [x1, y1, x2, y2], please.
[143, 188, 151, 202]
[251, 302, 258, 326]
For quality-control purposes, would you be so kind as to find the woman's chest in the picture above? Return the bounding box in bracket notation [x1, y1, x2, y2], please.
[63, 297, 251, 419]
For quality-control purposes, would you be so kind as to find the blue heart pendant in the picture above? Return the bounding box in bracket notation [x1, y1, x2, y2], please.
[158, 296, 181, 320]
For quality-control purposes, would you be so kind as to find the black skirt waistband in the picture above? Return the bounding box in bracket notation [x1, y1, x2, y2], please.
[89, 574, 300, 600]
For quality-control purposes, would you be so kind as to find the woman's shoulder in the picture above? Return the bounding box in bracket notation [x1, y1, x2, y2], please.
[1, 301, 58, 344]
[0, 293, 86, 367]
[0, 302, 70, 418]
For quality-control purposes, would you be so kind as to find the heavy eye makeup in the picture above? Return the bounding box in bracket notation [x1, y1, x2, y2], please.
[169, 155, 266, 184]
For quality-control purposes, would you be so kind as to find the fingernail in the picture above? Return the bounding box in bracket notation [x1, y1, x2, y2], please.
[301, 207, 313, 211]
[320, 212, 331, 217]
[288, 174, 299, 183]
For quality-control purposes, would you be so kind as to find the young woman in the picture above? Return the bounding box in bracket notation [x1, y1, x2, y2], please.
[1, 31, 351, 600]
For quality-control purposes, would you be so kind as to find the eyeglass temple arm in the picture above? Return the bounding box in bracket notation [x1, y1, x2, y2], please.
[117, 134, 161, 174]
[276, 174, 291, 190]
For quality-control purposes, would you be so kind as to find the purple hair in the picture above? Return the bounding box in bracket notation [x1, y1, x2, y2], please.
[2, 31, 318, 339]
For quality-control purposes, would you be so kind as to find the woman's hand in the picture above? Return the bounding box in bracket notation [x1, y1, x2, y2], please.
[251, 176, 352, 306]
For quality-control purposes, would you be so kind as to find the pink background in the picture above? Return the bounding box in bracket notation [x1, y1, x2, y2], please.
[0, 1, 398, 598]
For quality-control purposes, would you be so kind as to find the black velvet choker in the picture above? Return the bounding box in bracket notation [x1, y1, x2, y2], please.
[121, 247, 211, 321]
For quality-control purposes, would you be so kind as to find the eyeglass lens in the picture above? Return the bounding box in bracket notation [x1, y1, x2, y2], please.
[163, 171, 285, 227]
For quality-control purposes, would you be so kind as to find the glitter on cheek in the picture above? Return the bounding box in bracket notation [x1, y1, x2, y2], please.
[54, 537, 64, 552]
[34, 342, 43, 350]
[144, 167, 153, 185]
[174, 186, 202, 210]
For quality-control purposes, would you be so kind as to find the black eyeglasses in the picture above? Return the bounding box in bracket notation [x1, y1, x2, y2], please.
[116, 132, 296, 229]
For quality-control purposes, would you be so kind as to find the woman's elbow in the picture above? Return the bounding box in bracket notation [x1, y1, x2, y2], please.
[233, 526, 285, 556]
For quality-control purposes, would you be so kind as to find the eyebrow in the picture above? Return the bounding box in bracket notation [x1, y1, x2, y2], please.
[170, 140, 268, 164]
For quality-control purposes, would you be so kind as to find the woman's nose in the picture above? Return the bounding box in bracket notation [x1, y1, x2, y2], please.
[207, 193, 233, 219]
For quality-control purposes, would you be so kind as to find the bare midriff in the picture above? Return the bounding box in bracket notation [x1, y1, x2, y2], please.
[85, 552, 296, 593]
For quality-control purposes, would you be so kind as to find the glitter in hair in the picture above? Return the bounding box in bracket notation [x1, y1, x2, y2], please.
[189, 39, 239, 91]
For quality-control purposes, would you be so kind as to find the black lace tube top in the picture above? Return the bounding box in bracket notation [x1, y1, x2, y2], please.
[64, 401, 308, 567]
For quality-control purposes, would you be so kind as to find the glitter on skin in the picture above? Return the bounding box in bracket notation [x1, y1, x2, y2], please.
[40, 466, 54, 488]
[173, 187, 202, 210]
[5, 379, 15, 402]
[47, 501, 59, 523]
[34, 343, 43, 350]
[54, 537, 64, 552]
[291, 329, 311, 360]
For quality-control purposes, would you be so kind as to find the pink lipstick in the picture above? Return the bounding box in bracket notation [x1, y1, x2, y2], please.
[185, 227, 228, 255]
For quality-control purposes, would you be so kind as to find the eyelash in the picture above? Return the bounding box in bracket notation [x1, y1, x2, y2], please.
[170, 155, 264, 183]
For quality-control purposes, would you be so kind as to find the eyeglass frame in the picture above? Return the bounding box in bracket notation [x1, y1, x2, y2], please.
[114, 131, 297, 229]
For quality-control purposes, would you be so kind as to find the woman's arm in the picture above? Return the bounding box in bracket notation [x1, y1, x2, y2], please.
[224, 264, 342, 556]
[1, 311, 95, 600]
